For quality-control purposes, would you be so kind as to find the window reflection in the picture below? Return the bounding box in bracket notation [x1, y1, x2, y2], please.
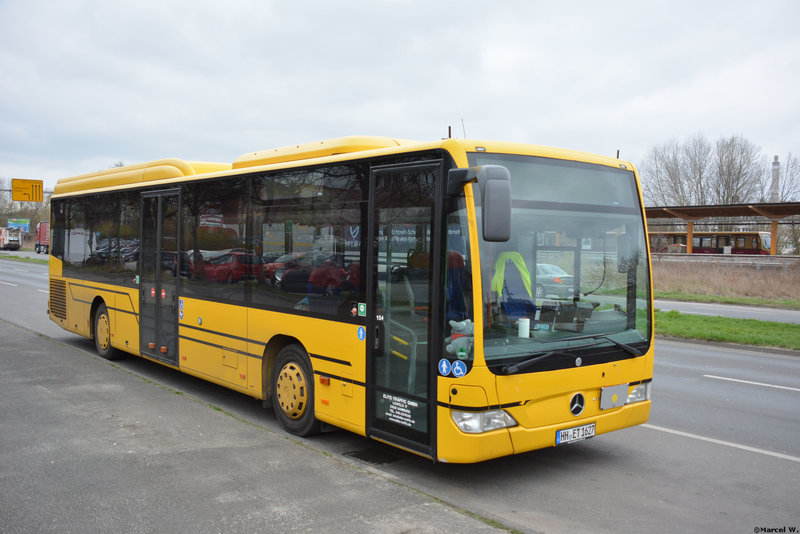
[251, 165, 366, 318]
[180, 177, 248, 303]
[53, 193, 140, 286]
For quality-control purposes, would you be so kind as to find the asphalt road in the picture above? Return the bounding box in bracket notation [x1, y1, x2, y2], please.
[1, 255, 799, 533]
[655, 298, 800, 324]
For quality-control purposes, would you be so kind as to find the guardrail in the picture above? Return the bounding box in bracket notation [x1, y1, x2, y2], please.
[651, 253, 799, 270]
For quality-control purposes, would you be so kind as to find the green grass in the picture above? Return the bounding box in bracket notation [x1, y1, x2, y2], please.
[654, 310, 800, 351]
[0, 253, 49, 265]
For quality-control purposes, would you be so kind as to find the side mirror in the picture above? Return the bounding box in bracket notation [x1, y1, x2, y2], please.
[480, 166, 511, 242]
[447, 165, 511, 242]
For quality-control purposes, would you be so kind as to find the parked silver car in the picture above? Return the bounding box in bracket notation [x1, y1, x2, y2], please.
[535, 263, 575, 299]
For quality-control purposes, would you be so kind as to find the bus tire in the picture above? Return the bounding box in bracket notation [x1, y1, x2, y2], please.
[94, 303, 121, 360]
[272, 344, 321, 436]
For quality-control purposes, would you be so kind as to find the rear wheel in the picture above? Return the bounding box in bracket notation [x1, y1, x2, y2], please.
[272, 344, 321, 436]
[94, 303, 121, 360]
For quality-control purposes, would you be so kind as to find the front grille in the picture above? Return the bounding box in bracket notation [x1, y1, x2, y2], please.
[49, 279, 67, 320]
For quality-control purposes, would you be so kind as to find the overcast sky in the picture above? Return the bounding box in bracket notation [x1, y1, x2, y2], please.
[1, 0, 798, 192]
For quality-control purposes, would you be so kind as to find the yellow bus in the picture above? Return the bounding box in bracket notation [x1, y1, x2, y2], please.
[48, 136, 653, 463]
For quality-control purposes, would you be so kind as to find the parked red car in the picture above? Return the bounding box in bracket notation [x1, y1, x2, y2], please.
[196, 251, 265, 283]
[267, 251, 347, 294]
[263, 252, 309, 282]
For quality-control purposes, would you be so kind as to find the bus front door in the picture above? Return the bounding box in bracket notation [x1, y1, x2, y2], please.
[140, 190, 180, 366]
[366, 161, 443, 458]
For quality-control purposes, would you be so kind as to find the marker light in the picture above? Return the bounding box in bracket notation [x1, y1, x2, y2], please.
[451, 409, 517, 434]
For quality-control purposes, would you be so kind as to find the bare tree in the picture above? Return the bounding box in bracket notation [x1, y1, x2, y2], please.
[641, 139, 683, 205]
[641, 134, 772, 207]
[710, 136, 765, 205]
[0, 178, 11, 224]
[775, 153, 800, 201]
[683, 134, 713, 205]
[640, 135, 714, 206]
[775, 153, 800, 253]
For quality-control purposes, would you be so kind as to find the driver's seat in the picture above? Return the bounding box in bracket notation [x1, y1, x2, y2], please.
[491, 251, 537, 323]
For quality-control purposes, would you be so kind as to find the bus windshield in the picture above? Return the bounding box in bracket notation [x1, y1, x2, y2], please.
[468, 153, 651, 372]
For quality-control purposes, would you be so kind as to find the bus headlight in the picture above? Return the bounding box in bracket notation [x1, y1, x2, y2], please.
[451, 409, 518, 434]
[627, 383, 651, 404]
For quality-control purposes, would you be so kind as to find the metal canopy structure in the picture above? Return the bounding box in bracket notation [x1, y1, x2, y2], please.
[645, 202, 800, 254]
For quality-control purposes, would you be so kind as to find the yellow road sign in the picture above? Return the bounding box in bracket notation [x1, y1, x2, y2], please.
[12, 179, 44, 202]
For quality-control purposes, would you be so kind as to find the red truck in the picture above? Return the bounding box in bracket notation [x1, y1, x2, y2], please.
[35, 221, 49, 254]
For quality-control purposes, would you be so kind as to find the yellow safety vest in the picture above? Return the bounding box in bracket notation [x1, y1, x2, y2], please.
[490, 252, 532, 299]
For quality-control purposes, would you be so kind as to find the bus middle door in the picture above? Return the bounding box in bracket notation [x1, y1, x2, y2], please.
[140, 190, 180, 366]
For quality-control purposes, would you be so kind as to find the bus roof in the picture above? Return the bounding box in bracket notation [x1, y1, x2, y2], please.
[54, 159, 232, 195]
[232, 135, 418, 169]
[54, 136, 635, 197]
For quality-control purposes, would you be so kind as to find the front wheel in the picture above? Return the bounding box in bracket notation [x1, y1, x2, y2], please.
[272, 344, 321, 436]
[94, 303, 121, 360]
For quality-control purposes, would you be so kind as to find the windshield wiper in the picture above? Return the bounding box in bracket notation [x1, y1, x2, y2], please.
[546, 332, 645, 358]
[499, 350, 576, 375]
[499, 333, 646, 375]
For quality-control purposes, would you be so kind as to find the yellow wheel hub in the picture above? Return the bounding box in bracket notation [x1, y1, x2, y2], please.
[276, 362, 308, 420]
[96, 313, 110, 350]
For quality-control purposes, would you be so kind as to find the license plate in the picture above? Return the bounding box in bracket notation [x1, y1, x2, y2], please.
[556, 423, 596, 445]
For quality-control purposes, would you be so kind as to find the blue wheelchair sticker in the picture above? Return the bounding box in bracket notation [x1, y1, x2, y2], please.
[451, 360, 467, 378]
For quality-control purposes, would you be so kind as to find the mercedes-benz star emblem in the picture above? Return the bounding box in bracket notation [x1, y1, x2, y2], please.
[569, 393, 585, 416]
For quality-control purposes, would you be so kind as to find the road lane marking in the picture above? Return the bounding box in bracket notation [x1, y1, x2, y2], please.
[642, 424, 800, 463]
[38, 289, 48, 294]
[0, 281, 18, 287]
[703, 374, 800, 393]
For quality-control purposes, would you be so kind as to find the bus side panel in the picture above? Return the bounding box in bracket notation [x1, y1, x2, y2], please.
[111, 288, 140, 356]
[247, 307, 367, 435]
[178, 298, 250, 393]
[64, 281, 93, 338]
[47, 258, 70, 331]
[51, 276, 138, 355]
